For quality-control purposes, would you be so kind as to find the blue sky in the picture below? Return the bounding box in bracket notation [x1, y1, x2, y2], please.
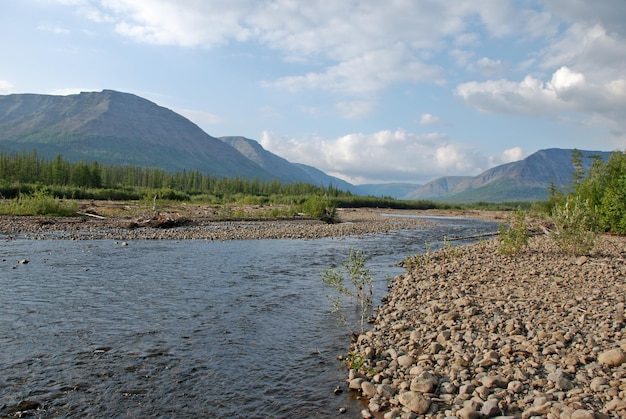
[2, 1, 625, 184]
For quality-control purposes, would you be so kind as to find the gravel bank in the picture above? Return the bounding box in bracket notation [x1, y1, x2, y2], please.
[349, 234, 626, 419]
[0, 208, 433, 240]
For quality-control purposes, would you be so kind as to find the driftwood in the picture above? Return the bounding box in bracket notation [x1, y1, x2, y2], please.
[77, 211, 106, 220]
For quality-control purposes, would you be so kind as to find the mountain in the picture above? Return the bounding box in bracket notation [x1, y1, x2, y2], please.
[355, 183, 422, 198]
[405, 148, 613, 202]
[219, 136, 356, 191]
[0, 90, 274, 179]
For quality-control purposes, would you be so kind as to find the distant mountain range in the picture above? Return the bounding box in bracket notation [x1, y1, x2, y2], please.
[0, 90, 614, 202]
[403, 148, 612, 202]
[0, 90, 349, 189]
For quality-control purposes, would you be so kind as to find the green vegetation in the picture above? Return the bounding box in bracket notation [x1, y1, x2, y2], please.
[497, 208, 529, 255]
[549, 195, 598, 255]
[302, 194, 337, 223]
[537, 149, 625, 254]
[322, 248, 374, 336]
[0, 150, 452, 218]
[0, 189, 77, 216]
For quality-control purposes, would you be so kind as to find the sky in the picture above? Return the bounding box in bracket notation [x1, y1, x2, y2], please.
[1, 1, 625, 185]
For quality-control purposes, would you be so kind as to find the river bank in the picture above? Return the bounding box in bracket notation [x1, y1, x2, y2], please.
[349, 234, 626, 418]
[0, 204, 503, 240]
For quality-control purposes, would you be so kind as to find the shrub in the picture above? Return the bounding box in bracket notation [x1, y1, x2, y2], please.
[322, 248, 374, 335]
[497, 208, 529, 255]
[549, 195, 598, 256]
[302, 195, 337, 223]
[0, 189, 78, 216]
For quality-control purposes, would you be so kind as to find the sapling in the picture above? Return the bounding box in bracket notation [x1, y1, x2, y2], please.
[322, 248, 374, 336]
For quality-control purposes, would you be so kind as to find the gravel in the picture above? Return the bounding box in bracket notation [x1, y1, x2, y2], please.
[349, 234, 626, 418]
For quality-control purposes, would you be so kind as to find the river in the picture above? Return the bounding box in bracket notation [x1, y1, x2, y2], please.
[0, 216, 497, 418]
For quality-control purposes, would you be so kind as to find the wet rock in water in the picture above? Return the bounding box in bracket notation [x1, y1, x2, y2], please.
[1, 400, 41, 415]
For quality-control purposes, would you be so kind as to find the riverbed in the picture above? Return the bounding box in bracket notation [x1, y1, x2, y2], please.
[0, 216, 498, 418]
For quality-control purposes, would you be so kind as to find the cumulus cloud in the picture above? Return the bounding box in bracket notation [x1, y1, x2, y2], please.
[0, 80, 14, 93]
[260, 130, 488, 184]
[419, 113, 444, 126]
[501, 147, 527, 163]
[62, 0, 548, 118]
[474, 57, 505, 76]
[456, 66, 626, 142]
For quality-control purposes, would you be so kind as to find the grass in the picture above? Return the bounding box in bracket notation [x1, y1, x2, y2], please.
[0, 190, 78, 216]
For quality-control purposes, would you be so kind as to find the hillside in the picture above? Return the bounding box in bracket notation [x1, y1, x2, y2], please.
[0, 90, 272, 179]
[219, 136, 356, 191]
[405, 148, 612, 202]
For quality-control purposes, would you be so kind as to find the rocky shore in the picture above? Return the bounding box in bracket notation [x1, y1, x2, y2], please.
[348, 234, 626, 419]
[0, 207, 440, 241]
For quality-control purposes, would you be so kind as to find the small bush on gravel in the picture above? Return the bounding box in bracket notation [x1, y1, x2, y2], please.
[0, 189, 77, 216]
[549, 195, 598, 256]
[302, 195, 337, 223]
[322, 248, 373, 336]
[497, 208, 529, 255]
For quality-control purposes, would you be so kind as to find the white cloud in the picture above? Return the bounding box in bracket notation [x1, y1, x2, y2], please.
[455, 66, 626, 138]
[262, 46, 443, 97]
[475, 57, 505, 76]
[63, 0, 548, 117]
[260, 129, 488, 184]
[0, 80, 14, 93]
[501, 147, 527, 163]
[47, 88, 95, 95]
[419, 113, 444, 126]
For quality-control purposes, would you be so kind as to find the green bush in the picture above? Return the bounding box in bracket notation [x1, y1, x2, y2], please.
[322, 248, 374, 335]
[0, 189, 78, 216]
[549, 195, 598, 256]
[497, 208, 529, 255]
[302, 195, 337, 223]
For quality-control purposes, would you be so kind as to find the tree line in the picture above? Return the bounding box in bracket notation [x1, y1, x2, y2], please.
[0, 150, 350, 200]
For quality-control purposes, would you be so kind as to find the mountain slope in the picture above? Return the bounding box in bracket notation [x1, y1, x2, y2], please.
[219, 136, 358, 191]
[0, 90, 272, 179]
[406, 148, 612, 202]
[355, 183, 422, 198]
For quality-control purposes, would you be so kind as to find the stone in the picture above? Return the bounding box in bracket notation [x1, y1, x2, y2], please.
[459, 384, 475, 395]
[590, 377, 607, 391]
[547, 369, 573, 391]
[397, 354, 414, 367]
[361, 381, 377, 398]
[350, 377, 365, 390]
[377, 384, 396, 398]
[398, 391, 431, 414]
[507, 380, 524, 393]
[481, 375, 508, 389]
[480, 399, 501, 417]
[605, 397, 626, 412]
[570, 409, 594, 419]
[598, 348, 626, 366]
[410, 372, 438, 393]
[439, 381, 457, 394]
[457, 406, 480, 419]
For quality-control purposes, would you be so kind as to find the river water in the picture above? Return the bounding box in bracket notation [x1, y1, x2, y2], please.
[0, 216, 497, 418]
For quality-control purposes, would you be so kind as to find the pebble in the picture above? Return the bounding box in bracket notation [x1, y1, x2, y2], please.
[348, 235, 626, 418]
